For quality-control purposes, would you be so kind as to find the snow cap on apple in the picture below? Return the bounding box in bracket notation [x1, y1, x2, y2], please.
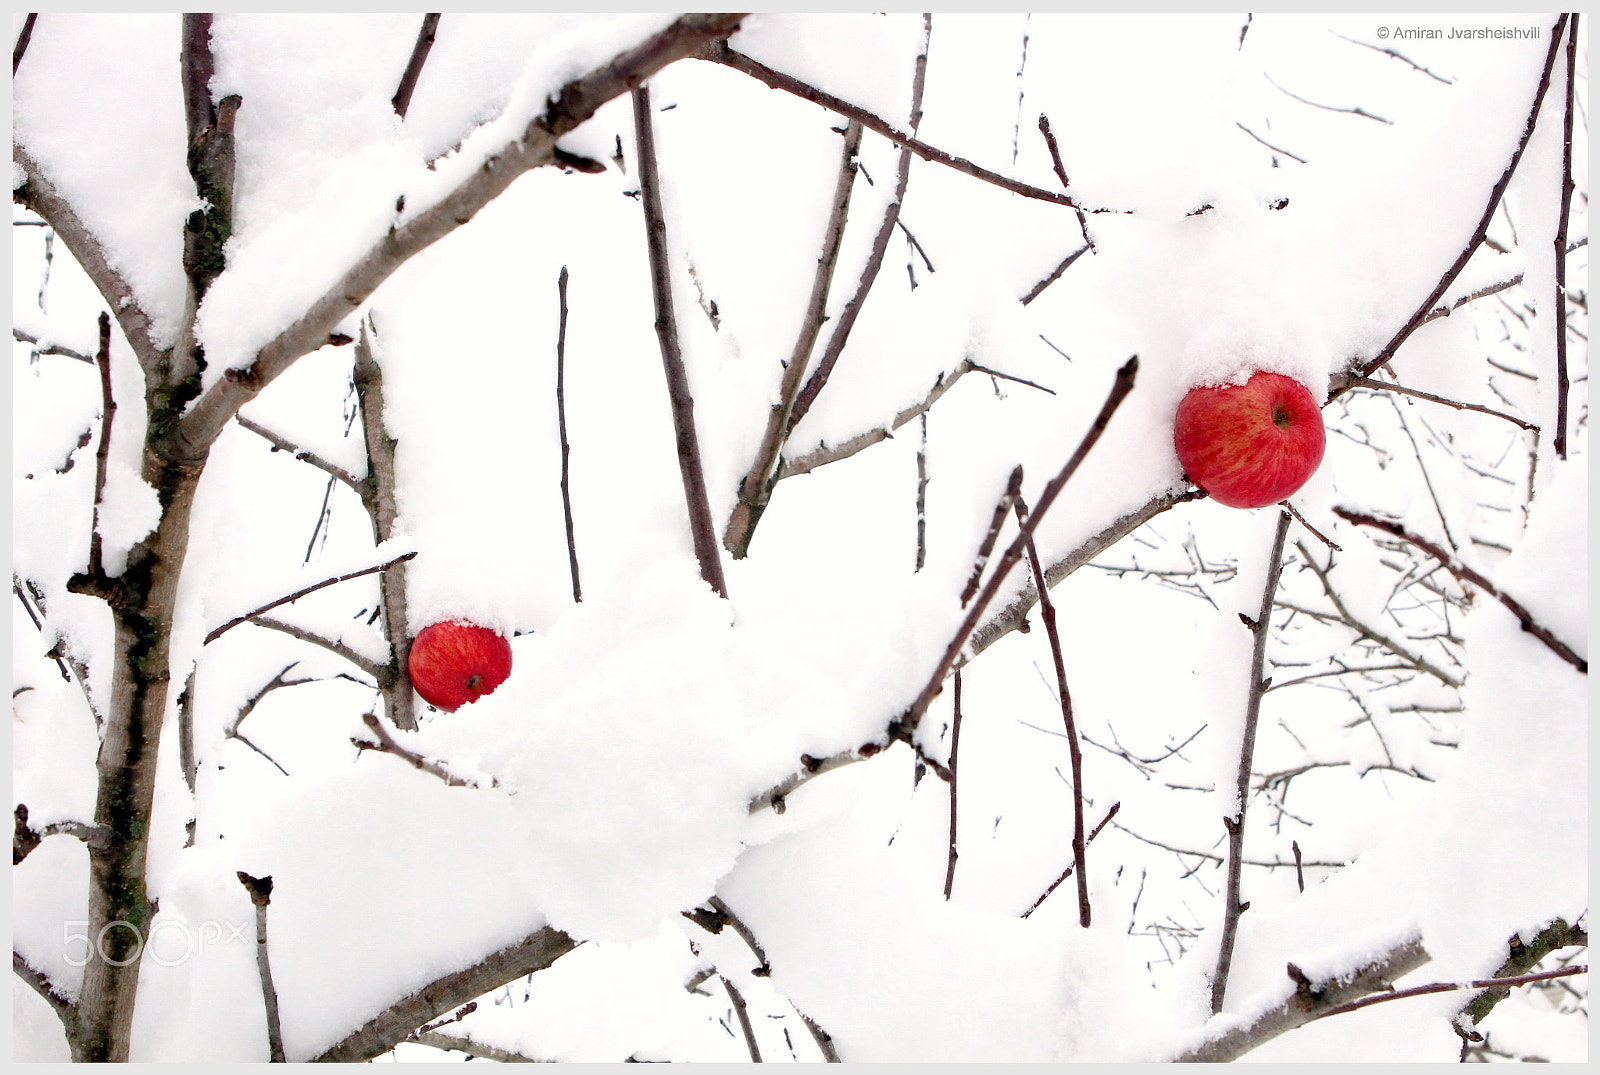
[1173, 370, 1325, 509]
[408, 619, 513, 711]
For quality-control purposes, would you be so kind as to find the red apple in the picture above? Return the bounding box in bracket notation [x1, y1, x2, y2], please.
[408, 620, 512, 712]
[1173, 370, 1326, 509]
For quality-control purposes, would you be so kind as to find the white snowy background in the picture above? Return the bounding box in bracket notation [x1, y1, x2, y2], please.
[11, 11, 1587, 1062]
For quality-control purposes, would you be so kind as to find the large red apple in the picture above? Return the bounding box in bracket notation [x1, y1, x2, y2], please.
[1173, 370, 1326, 509]
[408, 620, 512, 712]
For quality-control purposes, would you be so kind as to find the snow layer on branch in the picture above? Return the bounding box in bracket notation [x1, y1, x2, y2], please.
[11, 14, 194, 349]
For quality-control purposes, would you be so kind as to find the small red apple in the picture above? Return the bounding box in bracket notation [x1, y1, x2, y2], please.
[1173, 370, 1326, 509]
[408, 620, 512, 712]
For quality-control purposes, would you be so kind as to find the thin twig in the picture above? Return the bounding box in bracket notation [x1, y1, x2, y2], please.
[1315, 964, 1586, 1023]
[969, 363, 1055, 395]
[12, 12, 37, 75]
[1332, 507, 1587, 673]
[234, 413, 365, 489]
[1020, 244, 1090, 306]
[722, 975, 762, 1062]
[1291, 840, 1304, 893]
[1553, 14, 1578, 459]
[1234, 122, 1308, 164]
[1346, 375, 1536, 432]
[1211, 508, 1292, 1015]
[1334, 17, 1570, 395]
[915, 412, 929, 572]
[779, 362, 970, 480]
[87, 313, 113, 581]
[943, 669, 962, 899]
[960, 465, 1024, 607]
[796, 1008, 841, 1063]
[1282, 501, 1340, 551]
[352, 712, 490, 788]
[391, 13, 440, 120]
[708, 42, 1121, 214]
[633, 82, 729, 596]
[1021, 801, 1118, 919]
[784, 15, 932, 440]
[555, 265, 581, 602]
[11, 327, 92, 363]
[1018, 495, 1090, 926]
[725, 120, 863, 557]
[203, 551, 417, 645]
[1264, 72, 1391, 124]
[236, 872, 285, 1062]
[897, 357, 1138, 747]
[1293, 541, 1464, 688]
[246, 616, 386, 681]
[1330, 31, 1453, 83]
[1037, 114, 1093, 250]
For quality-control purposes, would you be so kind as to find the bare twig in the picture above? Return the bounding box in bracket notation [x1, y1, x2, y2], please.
[943, 669, 963, 899]
[313, 927, 578, 1062]
[246, 616, 386, 682]
[86, 313, 114, 581]
[1553, 14, 1578, 459]
[352, 712, 490, 788]
[897, 357, 1138, 747]
[12, 12, 37, 75]
[1330, 31, 1453, 84]
[1021, 801, 1118, 919]
[724, 121, 863, 557]
[236, 872, 285, 1063]
[1211, 508, 1292, 1015]
[391, 13, 440, 119]
[960, 465, 1024, 607]
[722, 975, 762, 1062]
[633, 82, 730, 597]
[204, 551, 417, 645]
[1346, 375, 1536, 432]
[555, 266, 581, 603]
[785, 14, 932, 440]
[968, 488, 1204, 664]
[796, 1008, 841, 1063]
[1316, 964, 1586, 1023]
[11, 327, 92, 363]
[1037, 114, 1094, 250]
[234, 412, 365, 489]
[1293, 541, 1464, 688]
[1333, 16, 1570, 395]
[1235, 122, 1308, 164]
[1018, 494, 1090, 926]
[1020, 244, 1090, 306]
[779, 361, 971, 480]
[1291, 840, 1304, 893]
[708, 42, 1122, 214]
[915, 412, 929, 572]
[1332, 507, 1587, 673]
[1264, 72, 1391, 123]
